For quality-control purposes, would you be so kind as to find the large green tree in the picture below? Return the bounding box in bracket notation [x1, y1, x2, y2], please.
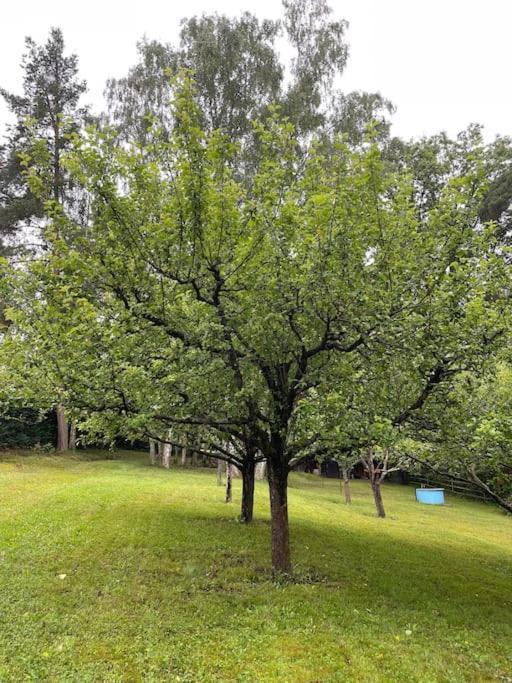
[4, 75, 508, 572]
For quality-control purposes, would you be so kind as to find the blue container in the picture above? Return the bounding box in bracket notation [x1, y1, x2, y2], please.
[416, 488, 445, 505]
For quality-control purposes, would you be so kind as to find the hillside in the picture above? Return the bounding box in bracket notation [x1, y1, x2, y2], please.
[0, 451, 511, 682]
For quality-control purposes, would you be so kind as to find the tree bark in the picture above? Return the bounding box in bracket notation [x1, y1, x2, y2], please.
[149, 438, 157, 466]
[69, 422, 76, 451]
[255, 460, 267, 480]
[468, 465, 512, 515]
[155, 440, 162, 466]
[181, 443, 187, 466]
[216, 459, 223, 485]
[267, 458, 291, 572]
[56, 406, 69, 451]
[161, 431, 172, 469]
[371, 479, 386, 518]
[225, 462, 233, 503]
[342, 468, 351, 504]
[241, 459, 256, 523]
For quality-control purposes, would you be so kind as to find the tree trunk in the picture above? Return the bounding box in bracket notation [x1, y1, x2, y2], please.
[69, 422, 76, 451]
[267, 458, 291, 572]
[371, 479, 386, 518]
[342, 468, 351, 504]
[155, 440, 162, 466]
[468, 465, 512, 515]
[181, 443, 187, 466]
[225, 463, 233, 503]
[255, 460, 267, 480]
[241, 459, 256, 523]
[149, 438, 157, 466]
[216, 459, 223, 485]
[162, 431, 172, 469]
[56, 406, 69, 451]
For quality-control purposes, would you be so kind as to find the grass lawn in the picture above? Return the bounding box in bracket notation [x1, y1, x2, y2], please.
[0, 451, 511, 682]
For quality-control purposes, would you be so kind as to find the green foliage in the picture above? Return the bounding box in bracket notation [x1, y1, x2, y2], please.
[4, 72, 510, 481]
[104, 0, 384, 154]
[0, 27, 87, 256]
[328, 91, 394, 147]
[415, 362, 512, 510]
[281, 0, 348, 134]
[386, 126, 512, 242]
[105, 13, 282, 148]
[479, 166, 512, 242]
[0, 408, 56, 449]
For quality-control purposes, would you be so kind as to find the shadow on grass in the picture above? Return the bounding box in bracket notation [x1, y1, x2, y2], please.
[51, 494, 509, 631]
[3, 453, 510, 635]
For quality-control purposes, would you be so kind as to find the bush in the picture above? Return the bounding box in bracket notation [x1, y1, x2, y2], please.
[0, 408, 57, 449]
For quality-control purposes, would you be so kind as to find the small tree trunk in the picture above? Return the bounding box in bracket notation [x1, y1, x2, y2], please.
[225, 463, 233, 503]
[162, 431, 172, 469]
[468, 465, 512, 515]
[255, 460, 267, 480]
[216, 459, 223, 485]
[342, 468, 351, 504]
[181, 443, 187, 466]
[69, 422, 77, 451]
[149, 438, 157, 466]
[241, 459, 256, 523]
[162, 444, 172, 469]
[371, 479, 386, 518]
[56, 406, 69, 451]
[155, 440, 162, 466]
[267, 458, 291, 573]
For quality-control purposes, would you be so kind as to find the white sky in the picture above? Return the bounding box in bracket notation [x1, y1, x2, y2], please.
[1, 0, 511, 141]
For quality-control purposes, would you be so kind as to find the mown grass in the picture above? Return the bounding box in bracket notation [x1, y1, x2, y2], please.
[0, 450, 511, 682]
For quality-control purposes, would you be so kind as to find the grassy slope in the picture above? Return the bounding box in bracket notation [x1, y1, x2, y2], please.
[0, 451, 510, 682]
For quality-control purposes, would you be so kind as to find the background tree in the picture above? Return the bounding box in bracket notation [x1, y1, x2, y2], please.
[0, 28, 87, 255]
[105, 14, 282, 152]
[478, 137, 512, 246]
[0, 28, 87, 450]
[359, 440, 407, 518]
[280, 0, 348, 135]
[328, 91, 394, 148]
[409, 363, 512, 514]
[386, 127, 512, 250]
[104, 0, 392, 156]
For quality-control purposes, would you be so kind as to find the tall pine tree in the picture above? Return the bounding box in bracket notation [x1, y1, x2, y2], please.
[0, 27, 87, 449]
